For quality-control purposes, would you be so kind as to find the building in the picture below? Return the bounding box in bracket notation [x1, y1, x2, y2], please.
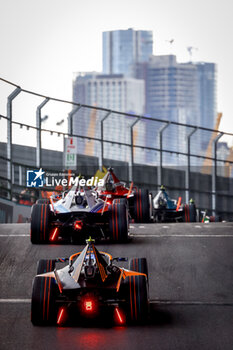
[132, 55, 217, 165]
[195, 62, 217, 151]
[102, 28, 153, 76]
[73, 72, 145, 113]
[71, 72, 145, 162]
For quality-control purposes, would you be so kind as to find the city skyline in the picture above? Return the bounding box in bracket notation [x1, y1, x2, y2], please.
[0, 0, 233, 148]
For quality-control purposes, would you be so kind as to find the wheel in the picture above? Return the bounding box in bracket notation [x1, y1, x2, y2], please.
[31, 276, 57, 325]
[31, 204, 51, 244]
[113, 198, 127, 206]
[125, 275, 149, 323]
[109, 202, 129, 242]
[129, 258, 148, 278]
[36, 199, 50, 204]
[37, 259, 56, 274]
[183, 203, 196, 222]
[133, 189, 150, 223]
[209, 216, 221, 222]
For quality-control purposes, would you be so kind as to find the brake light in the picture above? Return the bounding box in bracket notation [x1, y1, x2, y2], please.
[85, 300, 93, 311]
[57, 308, 65, 325]
[115, 308, 123, 323]
[74, 220, 83, 230]
[50, 227, 58, 241]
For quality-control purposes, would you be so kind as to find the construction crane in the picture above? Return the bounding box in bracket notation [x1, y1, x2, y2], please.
[166, 39, 175, 54]
[202, 112, 222, 175]
[187, 46, 198, 61]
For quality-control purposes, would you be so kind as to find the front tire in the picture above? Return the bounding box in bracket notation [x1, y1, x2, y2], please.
[36, 259, 56, 274]
[129, 258, 148, 278]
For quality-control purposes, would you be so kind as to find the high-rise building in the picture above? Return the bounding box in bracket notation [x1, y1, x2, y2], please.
[195, 62, 217, 151]
[73, 72, 145, 114]
[102, 28, 153, 76]
[71, 72, 145, 161]
[132, 55, 217, 164]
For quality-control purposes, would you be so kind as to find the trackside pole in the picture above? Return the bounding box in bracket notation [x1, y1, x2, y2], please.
[36, 98, 49, 168]
[158, 122, 170, 190]
[7, 87, 21, 200]
[212, 133, 223, 216]
[100, 111, 111, 171]
[130, 117, 141, 182]
[185, 127, 197, 203]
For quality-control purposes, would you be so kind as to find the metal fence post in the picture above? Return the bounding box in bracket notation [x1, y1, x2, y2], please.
[19, 165, 23, 186]
[212, 132, 223, 215]
[100, 111, 111, 170]
[68, 105, 82, 136]
[158, 122, 170, 189]
[7, 87, 21, 200]
[130, 117, 141, 182]
[36, 98, 49, 168]
[185, 127, 197, 203]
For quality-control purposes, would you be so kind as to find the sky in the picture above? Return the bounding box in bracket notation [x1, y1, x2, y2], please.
[0, 0, 233, 147]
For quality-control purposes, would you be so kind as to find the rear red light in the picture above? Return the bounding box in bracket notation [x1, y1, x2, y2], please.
[50, 227, 58, 241]
[115, 307, 125, 325]
[57, 307, 65, 325]
[74, 220, 83, 230]
[85, 300, 93, 311]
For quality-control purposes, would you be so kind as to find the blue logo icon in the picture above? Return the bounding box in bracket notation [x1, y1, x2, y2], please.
[27, 168, 45, 187]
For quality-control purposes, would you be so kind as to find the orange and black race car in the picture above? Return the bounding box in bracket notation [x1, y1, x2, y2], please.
[95, 168, 152, 223]
[31, 238, 149, 326]
[30, 183, 129, 244]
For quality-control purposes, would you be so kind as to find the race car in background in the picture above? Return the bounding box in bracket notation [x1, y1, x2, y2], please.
[153, 186, 197, 223]
[31, 238, 149, 326]
[30, 182, 129, 244]
[95, 168, 152, 223]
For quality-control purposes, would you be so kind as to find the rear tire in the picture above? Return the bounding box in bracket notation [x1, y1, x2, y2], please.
[31, 204, 51, 244]
[109, 203, 128, 242]
[31, 276, 57, 325]
[36, 259, 56, 274]
[125, 275, 149, 324]
[183, 203, 196, 222]
[210, 216, 221, 222]
[133, 189, 150, 223]
[36, 199, 50, 205]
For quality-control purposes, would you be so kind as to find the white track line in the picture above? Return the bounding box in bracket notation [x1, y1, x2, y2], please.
[150, 300, 233, 306]
[0, 299, 232, 306]
[0, 234, 29, 237]
[0, 299, 31, 303]
[130, 234, 233, 238]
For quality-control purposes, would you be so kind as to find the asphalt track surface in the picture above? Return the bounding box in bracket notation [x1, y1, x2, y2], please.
[0, 222, 233, 350]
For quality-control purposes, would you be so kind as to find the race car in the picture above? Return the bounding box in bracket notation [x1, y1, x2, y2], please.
[153, 186, 197, 223]
[31, 237, 149, 326]
[30, 182, 129, 244]
[95, 168, 152, 223]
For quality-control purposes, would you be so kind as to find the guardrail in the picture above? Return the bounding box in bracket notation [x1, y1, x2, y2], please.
[0, 77, 233, 218]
